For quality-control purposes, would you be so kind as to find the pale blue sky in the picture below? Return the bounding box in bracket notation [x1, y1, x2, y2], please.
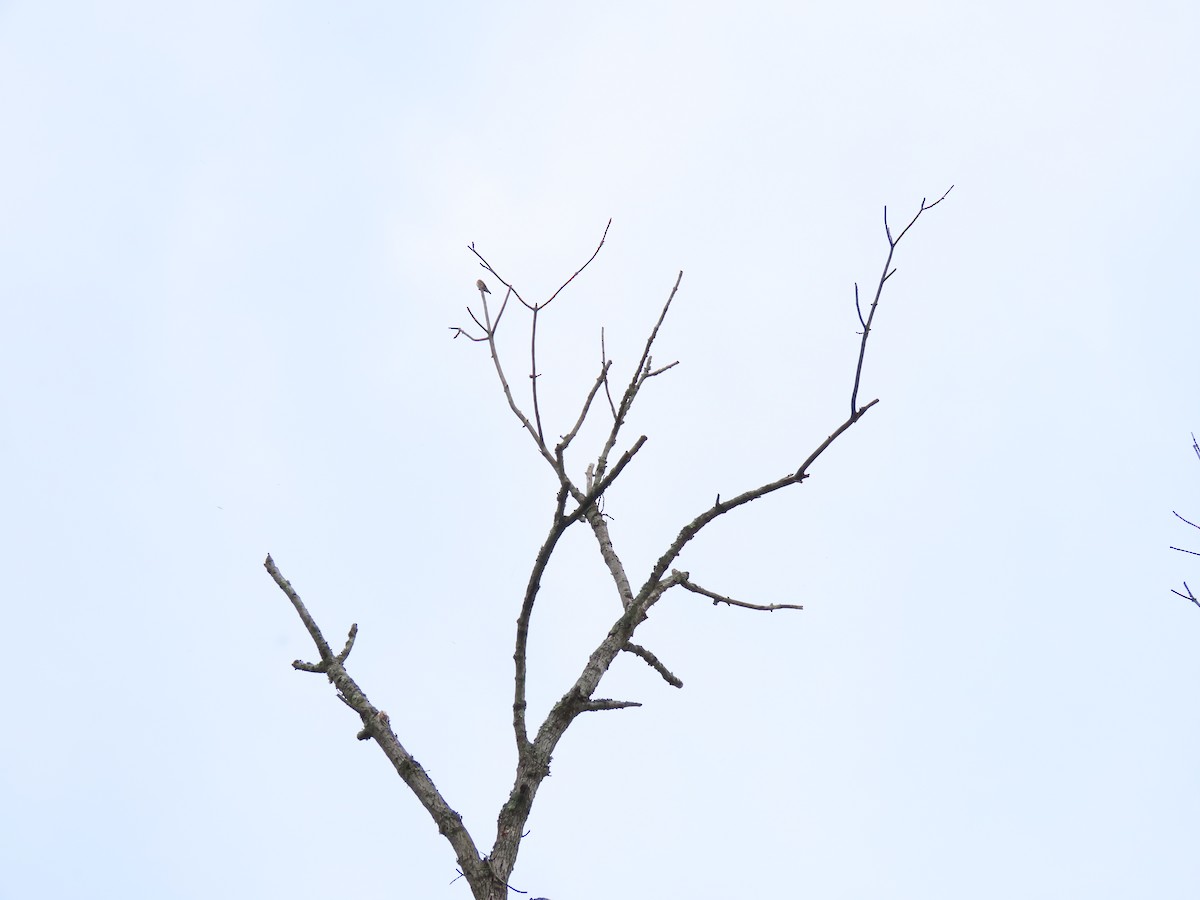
[2, 2, 1198, 898]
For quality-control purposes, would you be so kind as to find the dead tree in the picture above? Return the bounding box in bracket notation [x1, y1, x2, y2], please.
[264, 188, 952, 900]
[1171, 432, 1200, 608]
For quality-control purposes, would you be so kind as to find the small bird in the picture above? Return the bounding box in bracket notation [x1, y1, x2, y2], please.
[476, 279, 491, 294]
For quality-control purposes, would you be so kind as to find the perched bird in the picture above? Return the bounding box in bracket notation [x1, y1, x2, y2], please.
[476, 279, 491, 294]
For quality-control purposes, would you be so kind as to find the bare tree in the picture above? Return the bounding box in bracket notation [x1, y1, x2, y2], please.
[1171, 432, 1200, 608]
[264, 188, 953, 900]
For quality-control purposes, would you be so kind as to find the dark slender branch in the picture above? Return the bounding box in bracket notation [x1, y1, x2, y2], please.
[462, 224, 615, 474]
[634, 398, 881, 602]
[468, 242, 528, 308]
[468, 302, 487, 334]
[634, 188, 949, 600]
[676, 572, 804, 611]
[795, 399, 879, 478]
[1172, 582, 1199, 607]
[850, 185, 953, 415]
[601, 328, 618, 419]
[513, 486, 573, 749]
[597, 271, 684, 478]
[1170, 435, 1199, 604]
[450, 285, 513, 342]
[540, 218, 612, 309]
[638, 423, 846, 603]
[1172, 510, 1200, 531]
[530, 305, 545, 444]
[478, 294, 555, 466]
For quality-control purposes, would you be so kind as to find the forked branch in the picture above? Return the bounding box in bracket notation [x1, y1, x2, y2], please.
[850, 185, 953, 415]
[263, 554, 495, 894]
[635, 190, 951, 596]
[1171, 432, 1200, 606]
[464, 221, 613, 448]
[1172, 582, 1199, 607]
[268, 192, 952, 900]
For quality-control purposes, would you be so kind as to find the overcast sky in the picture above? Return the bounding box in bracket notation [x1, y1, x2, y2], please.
[3, 2, 1199, 898]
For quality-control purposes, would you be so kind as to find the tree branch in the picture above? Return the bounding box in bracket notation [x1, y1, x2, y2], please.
[279, 195, 951, 897]
[1171, 581, 1199, 607]
[601, 328, 618, 419]
[513, 486, 572, 749]
[556, 359, 613, 456]
[850, 185, 953, 416]
[579, 698, 643, 712]
[1172, 433, 1200, 604]
[466, 221, 613, 459]
[564, 436, 648, 525]
[634, 188, 951, 597]
[263, 555, 493, 892]
[539, 218, 613, 310]
[1172, 510, 1200, 532]
[265, 554, 336, 662]
[596, 271, 683, 480]
[623, 641, 683, 688]
[529, 306, 545, 444]
[478, 288, 556, 467]
[676, 572, 804, 611]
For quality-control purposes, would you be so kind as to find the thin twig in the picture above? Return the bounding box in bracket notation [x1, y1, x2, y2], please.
[558, 359, 614, 455]
[1171, 582, 1199, 607]
[597, 271, 684, 478]
[530, 305, 545, 444]
[540, 218, 613, 310]
[480, 295, 555, 466]
[676, 573, 804, 611]
[565, 436, 649, 525]
[601, 328, 618, 419]
[1172, 510, 1200, 531]
[468, 243, 527, 308]
[463, 223, 614, 466]
[633, 188, 950, 603]
[850, 185, 953, 415]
